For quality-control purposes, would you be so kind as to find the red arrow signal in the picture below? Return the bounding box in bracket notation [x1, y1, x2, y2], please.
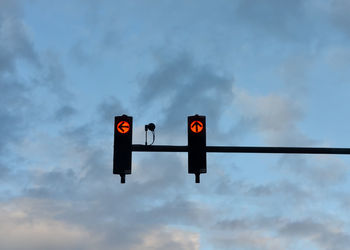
[190, 120, 203, 133]
[117, 121, 130, 134]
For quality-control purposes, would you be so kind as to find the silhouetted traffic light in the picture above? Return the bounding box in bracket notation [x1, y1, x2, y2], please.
[113, 115, 133, 183]
[188, 115, 206, 183]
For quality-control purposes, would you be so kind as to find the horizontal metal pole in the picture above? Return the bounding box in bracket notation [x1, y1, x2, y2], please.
[206, 146, 350, 154]
[132, 144, 187, 152]
[132, 144, 350, 154]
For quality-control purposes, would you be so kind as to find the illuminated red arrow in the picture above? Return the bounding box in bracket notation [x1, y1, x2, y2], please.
[117, 121, 130, 133]
[190, 121, 203, 133]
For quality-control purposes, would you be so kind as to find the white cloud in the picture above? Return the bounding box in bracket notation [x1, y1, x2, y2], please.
[233, 88, 313, 146]
[213, 230, 288, 250]
[133, 226, 200, 250]
[0, 201, 103, 250]
[0, 199, 200, 250]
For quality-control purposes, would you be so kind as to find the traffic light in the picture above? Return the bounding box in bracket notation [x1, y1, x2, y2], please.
[113, 115, 133, 183]
[188, 115, 206, 183]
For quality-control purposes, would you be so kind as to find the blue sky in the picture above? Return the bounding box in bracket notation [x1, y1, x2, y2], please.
[1, 0, 350, 249]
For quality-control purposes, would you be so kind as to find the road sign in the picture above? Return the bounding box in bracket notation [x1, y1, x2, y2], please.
[117, 121, 130, 134]
[190, 120, 204, 133]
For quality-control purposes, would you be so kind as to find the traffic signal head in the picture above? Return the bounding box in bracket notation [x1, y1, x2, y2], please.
[113, 115, 133, 183]
[188, 115, 206, 183]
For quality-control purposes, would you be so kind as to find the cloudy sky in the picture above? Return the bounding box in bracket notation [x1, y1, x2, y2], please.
[1, 0, 350, 249]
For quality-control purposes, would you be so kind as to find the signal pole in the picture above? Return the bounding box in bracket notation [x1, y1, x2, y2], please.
[114, 114, 350, 183]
